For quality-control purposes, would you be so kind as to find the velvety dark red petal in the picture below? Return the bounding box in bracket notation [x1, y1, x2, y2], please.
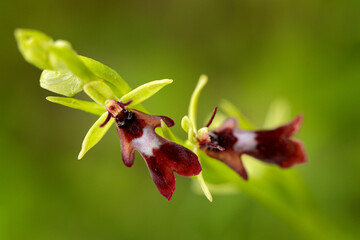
[141, 140, 201, 200]
[113, 107, 201, 200]
[250, 115, 307, 168]
[203, 149, 248, 180]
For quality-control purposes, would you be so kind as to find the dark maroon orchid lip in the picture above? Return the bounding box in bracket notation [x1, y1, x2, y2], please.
[198, 110, 307, 180]
[100, 100, 202, 200]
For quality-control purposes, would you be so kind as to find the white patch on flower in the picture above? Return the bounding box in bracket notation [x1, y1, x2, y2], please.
[131, 126, 161, 157]
[233, 130, 257, 152]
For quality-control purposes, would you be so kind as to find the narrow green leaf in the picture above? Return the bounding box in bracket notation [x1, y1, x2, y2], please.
[188, 74, 208, 130]
[40, 70, 83, 97]
[14, 28, 54, 70]
[78, 112, 113, 159]
[120, 79, 173, 107]
[79, 56, 132, 96]
[84, 80, 118, 105]
[220, 99, 256, 130]
[49, 40, 97, 82]
[46, 96, 105, 116]
[160, 120, 183, 145]
[263, 98, 291, 128]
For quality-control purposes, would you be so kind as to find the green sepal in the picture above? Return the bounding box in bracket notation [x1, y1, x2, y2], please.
[46, 96, 105, 116]
[14, 28, 54, 70]
[195, 172, 213, 202]
[120, 79, 173, 107]
[220, 99, 256, 130]
[188, 74, 208, 130]
[84, 80, 118, 105]
[79, 56, 132, 97]
[78, 112, 113, 159]
[49, 40, 97, 82]
[160, 120, 183, 145]
[40, 70, 83, 97]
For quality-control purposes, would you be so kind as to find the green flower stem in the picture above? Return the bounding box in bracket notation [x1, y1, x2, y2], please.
[232, 179, 349, 240]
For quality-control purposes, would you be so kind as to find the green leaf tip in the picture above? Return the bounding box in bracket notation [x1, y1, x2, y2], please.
[49, 40, 97, 82]
[15, 28, 54, 70]
[78, 112, 113, 160]
[120, 79, 173, 107]
[46, 96, 105, 116]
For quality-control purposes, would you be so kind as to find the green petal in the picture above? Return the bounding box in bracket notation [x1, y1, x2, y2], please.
[196, 172, 213, 202]
[78, 112, 113, 159]
[49, 40, 97, 82]
[40, 70, 83, 97]
[220, 99, 256, 130]
[188, 74, 208, 131]
[14, 28, 54, 70]
[120, 79, 173, 107]
[84, 80, 118, 105]
[46, 96, 105, 116]
[79, 56, 132, 97]
[263, 98, 291, 128]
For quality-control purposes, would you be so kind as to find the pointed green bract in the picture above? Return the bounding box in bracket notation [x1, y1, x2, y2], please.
[40, 70, 83, 97]
[188, 74, 208, 130]
[120, 79, 173, 107]
[79, 56, 132, 97]
[49, 40, 97, 82]
[46, 96, 105, 116]
[220, 99, 255, 130]
[15, 28, 54, 70]
[84, 80, 118, 105]
[78, 112, 113, 159]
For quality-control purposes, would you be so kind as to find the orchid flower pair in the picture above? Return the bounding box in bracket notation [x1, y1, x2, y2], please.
[15, 29, 307, 201]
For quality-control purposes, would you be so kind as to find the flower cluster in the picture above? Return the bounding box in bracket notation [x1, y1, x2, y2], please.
[15, 29, 307, 201]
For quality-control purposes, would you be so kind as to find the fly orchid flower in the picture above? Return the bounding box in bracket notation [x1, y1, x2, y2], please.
[101, 99, 202, 200]
[198, 110, 307, 180]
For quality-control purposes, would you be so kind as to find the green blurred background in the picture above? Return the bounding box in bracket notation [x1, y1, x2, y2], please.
[1, 0, 360, 239]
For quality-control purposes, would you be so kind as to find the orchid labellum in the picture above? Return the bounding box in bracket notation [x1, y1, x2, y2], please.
[101, 99, 202, 200]
[198, 108, 307, 180]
